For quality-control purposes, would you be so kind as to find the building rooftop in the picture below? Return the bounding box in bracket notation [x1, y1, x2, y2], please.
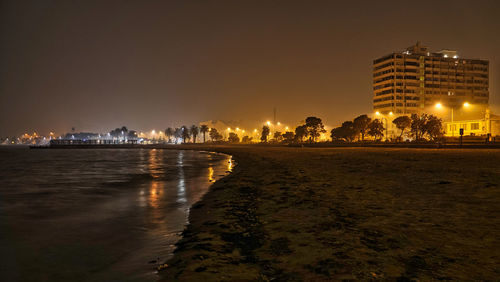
[375, 41, 487, 62]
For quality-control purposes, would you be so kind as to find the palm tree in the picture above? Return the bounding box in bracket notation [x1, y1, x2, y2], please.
[174, 127, 182, 143]
[181, 126, 190, 143]
[190, 125, 199, 143]
[200, 125, 209, 143]
[165, 127, 174, 143]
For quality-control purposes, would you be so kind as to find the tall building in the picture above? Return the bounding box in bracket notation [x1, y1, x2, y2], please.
[373, 42, 489, 115]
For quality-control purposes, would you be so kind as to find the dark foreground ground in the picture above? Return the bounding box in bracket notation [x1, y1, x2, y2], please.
[160, 146, 500, 281]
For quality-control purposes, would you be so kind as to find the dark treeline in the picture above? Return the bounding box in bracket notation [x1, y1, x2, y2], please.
[258, 114, 444, 144]
[164, 125, 224, 144]
[329, 114, 443, 143]
[108, 126, 137, 139]
[154, 114, 444, 145]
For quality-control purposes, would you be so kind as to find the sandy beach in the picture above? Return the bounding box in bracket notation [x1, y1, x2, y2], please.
[160, 145, 500, 281]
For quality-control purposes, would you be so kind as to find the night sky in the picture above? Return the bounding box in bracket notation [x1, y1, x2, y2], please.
[1, 0, 499, 136]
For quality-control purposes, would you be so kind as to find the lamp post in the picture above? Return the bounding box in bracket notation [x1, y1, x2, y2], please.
[375, 111, 393, 141]
[435, 102, 469, 137]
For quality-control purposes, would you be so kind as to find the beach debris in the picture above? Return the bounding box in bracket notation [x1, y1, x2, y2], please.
[157, 263, 169, 271]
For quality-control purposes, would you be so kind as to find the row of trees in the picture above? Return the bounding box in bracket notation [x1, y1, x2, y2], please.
[109, 126, 137, 139]
[161, 113, 444, 144]
[394, 114, 444, 141]
[330, 115, 385, 142]
[260, 117, 327, 143]
[255, 114, 443, 144]
[164, 125, 227, 143]
[330, 113, 444, 142]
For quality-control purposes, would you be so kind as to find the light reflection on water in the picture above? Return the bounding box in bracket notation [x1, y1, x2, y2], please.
[208, 167, 214, 182]
[228, 157, 233, 172]
[0, 148, 231, 282]
[177, 151, 186, 204]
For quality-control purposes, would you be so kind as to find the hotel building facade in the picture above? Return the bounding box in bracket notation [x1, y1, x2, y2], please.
[372, 42, 489, 115]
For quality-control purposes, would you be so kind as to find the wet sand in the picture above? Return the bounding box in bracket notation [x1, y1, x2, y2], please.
[160, 145, 500, 281]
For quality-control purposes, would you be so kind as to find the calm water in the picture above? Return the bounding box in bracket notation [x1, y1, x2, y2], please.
[0, 147, 232, 281]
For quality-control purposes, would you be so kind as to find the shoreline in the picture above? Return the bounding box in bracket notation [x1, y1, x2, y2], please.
[23, 140, 500, 150]
[158, 145, 500, 281]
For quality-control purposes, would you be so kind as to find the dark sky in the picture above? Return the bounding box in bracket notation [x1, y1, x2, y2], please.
[1, 0, 499, 136]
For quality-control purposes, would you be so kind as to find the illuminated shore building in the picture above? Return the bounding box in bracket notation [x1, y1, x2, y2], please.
[373, 42, 489, 115]
[443, 110, 500, 137]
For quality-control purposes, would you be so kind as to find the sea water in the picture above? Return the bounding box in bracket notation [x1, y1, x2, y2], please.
[0, 147, 231, 281]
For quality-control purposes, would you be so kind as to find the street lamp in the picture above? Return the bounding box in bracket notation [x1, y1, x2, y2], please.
[435, 102, 470, 137]
[375, 111, 388, 141]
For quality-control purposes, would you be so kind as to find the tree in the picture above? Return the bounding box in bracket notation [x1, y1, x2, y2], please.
[261, 125, 270, 142]
[165, 127, 174, 143]
[242, 136, 253, 143]
[127, 130, 137, 139]
[282, 131, 295, 143]
[305, 116, 326, 142]
[330, 121, 357, 142]
[273, 131, 283, 142]
[190, 125, 199, 143]
[209, 128, 221, 141]
[181, 126, 190, 143]
[353, 114, 372, 141]
[392, 116, 411, 141]
[228, 132, 240, 143]
[200, 125, 209, 143]
[423, 115, 444, 141]
[330, 127, 344, 141]
[294, 125, 307, 142]
[174, 128, 182, 143]
[410, 114, 427, 140]
[109, 128, 122, 138]
[367, 119, 385, 140]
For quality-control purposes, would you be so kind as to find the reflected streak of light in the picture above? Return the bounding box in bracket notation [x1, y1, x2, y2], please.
[149, 181, 162, 209]
[148, 148, 162, 179]
[177, 152, 186, 203]
[228, 157, 233, 172]
[138, 188, 146, 207]
[208, 167, 214, 182]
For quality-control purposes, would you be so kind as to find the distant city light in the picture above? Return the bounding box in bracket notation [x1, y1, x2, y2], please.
[463, 102, 470, 107]
[435, 102, 443, 109]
